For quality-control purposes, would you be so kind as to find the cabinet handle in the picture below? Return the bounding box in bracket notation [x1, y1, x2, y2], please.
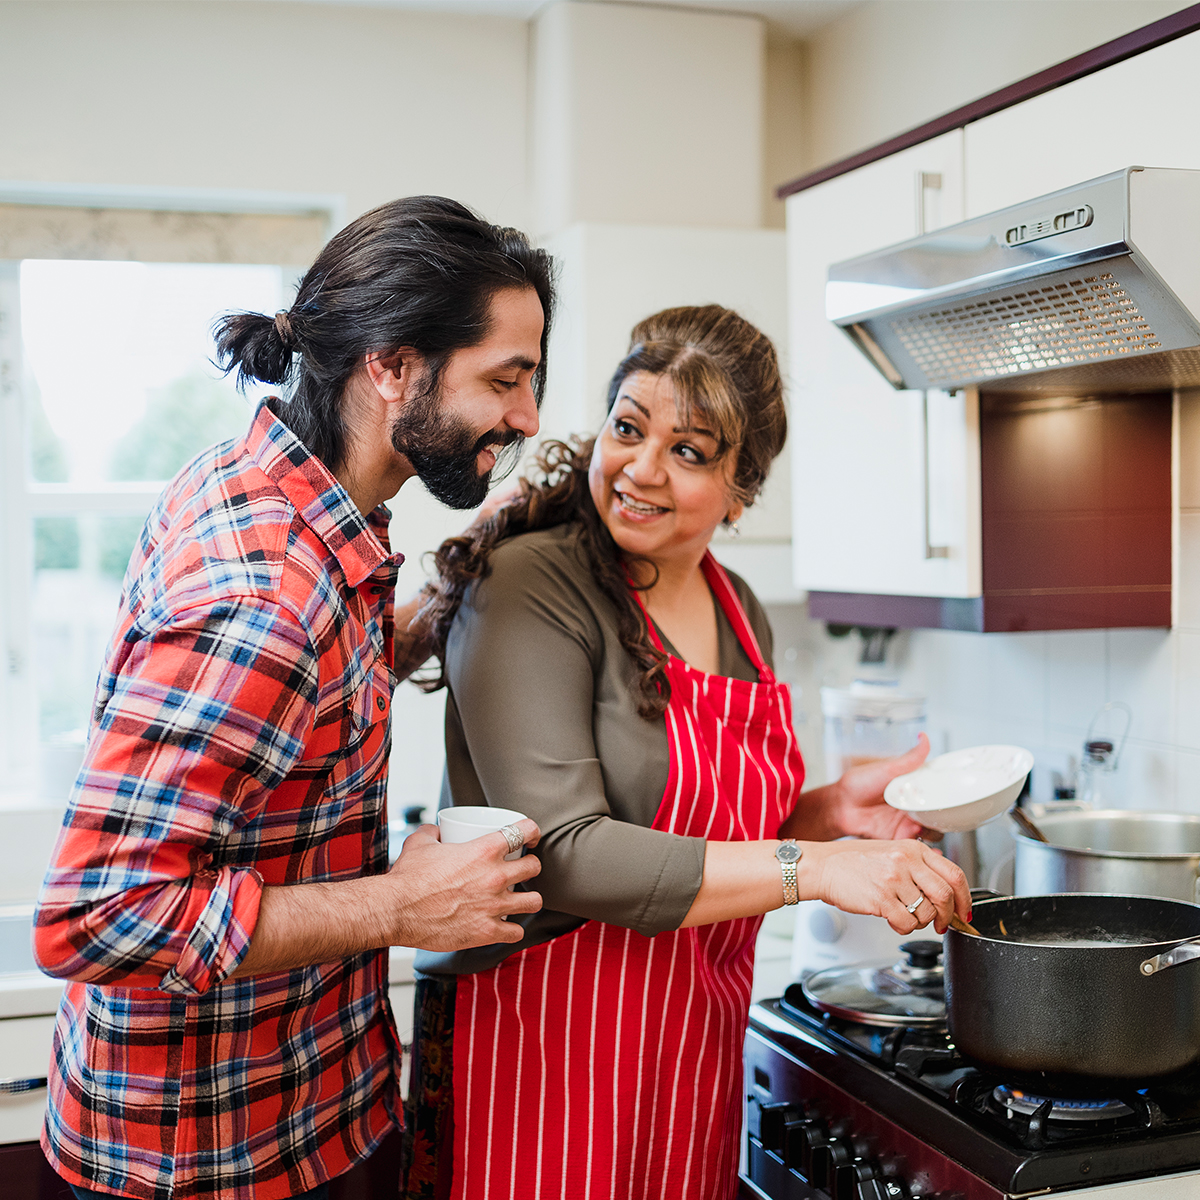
[915, 171, 950, 561]
[922, 392, 950, 561]
[0, 1077, 47, 1095]
[915, 171, 942, 236]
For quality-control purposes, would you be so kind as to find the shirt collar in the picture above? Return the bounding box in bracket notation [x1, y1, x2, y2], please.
[246, 401, 404, 589]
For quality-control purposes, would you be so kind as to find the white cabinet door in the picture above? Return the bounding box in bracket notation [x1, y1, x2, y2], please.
[789, 130, 981, 599]
[965, 30, 1200, 216]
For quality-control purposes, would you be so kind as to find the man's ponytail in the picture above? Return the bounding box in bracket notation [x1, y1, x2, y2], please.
[213, 310, 295, 389]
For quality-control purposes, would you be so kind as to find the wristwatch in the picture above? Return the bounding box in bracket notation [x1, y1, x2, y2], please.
[776, 839, 802, 906]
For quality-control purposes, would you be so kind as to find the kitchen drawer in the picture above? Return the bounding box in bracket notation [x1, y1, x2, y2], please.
[0, 1015, 54, 1146]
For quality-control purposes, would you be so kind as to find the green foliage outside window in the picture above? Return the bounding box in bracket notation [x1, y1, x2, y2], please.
[109, 371, 252, 483]
[34, 517, 80, 570]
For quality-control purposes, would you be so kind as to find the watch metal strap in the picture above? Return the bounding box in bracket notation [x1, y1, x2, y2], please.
[780, 840, 800, 906]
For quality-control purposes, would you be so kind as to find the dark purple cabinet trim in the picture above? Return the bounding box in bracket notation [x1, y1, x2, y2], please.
[777, 3, 1200, 199]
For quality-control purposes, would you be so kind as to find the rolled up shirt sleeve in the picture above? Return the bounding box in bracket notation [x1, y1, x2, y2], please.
[445, 540, 706, 937]
[33, 595, 319, 993]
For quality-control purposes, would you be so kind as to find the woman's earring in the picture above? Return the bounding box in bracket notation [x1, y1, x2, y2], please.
[728, 519, 741, 538]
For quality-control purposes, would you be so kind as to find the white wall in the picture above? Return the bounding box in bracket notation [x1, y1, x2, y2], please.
[531, 0, 765, 235]
[791, 0, 1188, 176]
[0, 1, 531, 229]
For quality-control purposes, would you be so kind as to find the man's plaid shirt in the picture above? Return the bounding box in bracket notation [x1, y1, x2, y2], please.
[34, 402, 405, 1200]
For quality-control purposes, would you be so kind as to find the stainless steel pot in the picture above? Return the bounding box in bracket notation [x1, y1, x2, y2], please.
[1013, 809, 1200, 903]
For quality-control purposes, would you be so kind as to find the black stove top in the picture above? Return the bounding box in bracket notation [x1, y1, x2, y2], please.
[745, 983, 1200, 1197]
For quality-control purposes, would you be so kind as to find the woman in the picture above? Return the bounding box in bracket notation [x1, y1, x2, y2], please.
[406, 305, 970, 1200]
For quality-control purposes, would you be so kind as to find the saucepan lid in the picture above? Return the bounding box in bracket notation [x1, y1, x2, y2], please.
[800, 939, 947, 1028]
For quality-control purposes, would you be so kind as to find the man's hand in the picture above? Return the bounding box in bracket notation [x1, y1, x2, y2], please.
[231, 819, 543, 978]
[780, 734, 938, 842]
[382, 820, 543, 951]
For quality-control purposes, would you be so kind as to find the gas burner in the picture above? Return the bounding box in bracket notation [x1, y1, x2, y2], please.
[993, 1085, 1133, 1122]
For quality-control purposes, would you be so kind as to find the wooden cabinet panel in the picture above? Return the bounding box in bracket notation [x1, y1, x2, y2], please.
[979, 393, 1171, 630]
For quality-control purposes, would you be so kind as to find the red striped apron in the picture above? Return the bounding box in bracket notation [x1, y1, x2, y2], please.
[450, 551, 805, 1200]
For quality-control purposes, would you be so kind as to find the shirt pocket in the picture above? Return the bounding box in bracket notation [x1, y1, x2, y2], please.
[328, 660, 395, 805]
[349, 660, 393, 737]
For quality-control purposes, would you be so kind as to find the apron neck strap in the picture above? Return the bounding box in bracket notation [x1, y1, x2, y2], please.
[699, 551, 770, 677]
[626, 552, 772, 678]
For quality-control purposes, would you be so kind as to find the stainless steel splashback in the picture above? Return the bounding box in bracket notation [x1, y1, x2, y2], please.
[828, 167, 1200, 392]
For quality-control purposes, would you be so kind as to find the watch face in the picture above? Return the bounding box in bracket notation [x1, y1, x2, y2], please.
[777, 842, 803, 864]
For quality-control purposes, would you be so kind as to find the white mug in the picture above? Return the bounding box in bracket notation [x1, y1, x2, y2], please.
[437, 805, 528, 861]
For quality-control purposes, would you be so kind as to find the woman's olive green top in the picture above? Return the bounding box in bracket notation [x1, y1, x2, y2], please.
[414, 521, 775, 977]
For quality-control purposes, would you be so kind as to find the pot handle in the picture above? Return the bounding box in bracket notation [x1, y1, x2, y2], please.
[1140, 937, 1200, 976]
[970, 887, 1008, 901]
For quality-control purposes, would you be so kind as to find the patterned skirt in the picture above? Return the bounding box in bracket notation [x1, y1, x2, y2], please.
[402, 973, 457, 1200]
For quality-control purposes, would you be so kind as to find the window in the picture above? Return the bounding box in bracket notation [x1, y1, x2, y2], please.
[0, 188, 336, 804]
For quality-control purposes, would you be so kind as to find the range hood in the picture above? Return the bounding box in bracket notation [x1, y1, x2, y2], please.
[828, 166, 1200, 393]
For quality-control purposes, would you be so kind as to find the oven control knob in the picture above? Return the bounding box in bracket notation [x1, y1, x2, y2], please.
[835, 1157, 877, 1200]
[810, 1137, 852, 1190]
[781, 1111, 816, 1172]
[797, 1120, 829, 1182]
[751, 1100, 802, 1153]
[856, 1175, 909, 1200]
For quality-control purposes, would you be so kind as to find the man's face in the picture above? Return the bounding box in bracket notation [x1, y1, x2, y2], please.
[391, 287, 544, 509]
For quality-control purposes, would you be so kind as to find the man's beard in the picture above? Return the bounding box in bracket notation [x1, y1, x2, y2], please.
[390, 384, 523, 510]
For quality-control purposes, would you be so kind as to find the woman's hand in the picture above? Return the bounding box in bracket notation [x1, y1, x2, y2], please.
[781, 733, 936, 842]
[803, 836, 971, 935]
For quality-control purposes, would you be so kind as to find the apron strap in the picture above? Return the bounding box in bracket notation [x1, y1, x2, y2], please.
[627, 577, 667, 654]
[700, 551, 771, 678]
[626, 552, 772, 680]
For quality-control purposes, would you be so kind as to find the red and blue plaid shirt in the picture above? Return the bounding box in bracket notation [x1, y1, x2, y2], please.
[34, 402, 404, 1199]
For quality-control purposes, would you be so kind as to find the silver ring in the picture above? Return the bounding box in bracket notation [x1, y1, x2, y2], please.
[905, 892, 926, 915]
[499, 824, 523, 855]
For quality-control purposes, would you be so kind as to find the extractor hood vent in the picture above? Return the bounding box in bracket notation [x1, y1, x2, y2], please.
[829, 167, 1200, 392]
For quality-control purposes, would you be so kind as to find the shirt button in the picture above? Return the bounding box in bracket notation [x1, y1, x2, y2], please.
[376, 695, 386, 712]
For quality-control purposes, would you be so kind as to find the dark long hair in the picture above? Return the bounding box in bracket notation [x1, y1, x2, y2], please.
[417, 436, 671, 717]
[416, 304, 787, 718]
[213, 196, 555, 470]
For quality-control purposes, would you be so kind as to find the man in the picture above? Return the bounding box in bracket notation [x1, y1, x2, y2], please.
[33, 197, 554, 1200]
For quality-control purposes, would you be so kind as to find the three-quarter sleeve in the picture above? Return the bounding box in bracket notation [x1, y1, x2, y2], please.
[33, 595, 319, 993]
[445, 539, 705, 937]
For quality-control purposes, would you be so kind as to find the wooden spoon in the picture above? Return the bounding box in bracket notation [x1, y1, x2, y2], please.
[949, 913, 982, 937]
[1009, 805, 1050, 843]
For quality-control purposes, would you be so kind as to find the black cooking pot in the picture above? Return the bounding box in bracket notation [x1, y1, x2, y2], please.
[944, 893, 1200, 1091]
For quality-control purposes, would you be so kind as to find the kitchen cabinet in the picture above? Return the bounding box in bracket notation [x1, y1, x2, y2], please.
[965, 30, 1200, 217]
[787, 30, 1198, 628]
[788, 132, 980, 602]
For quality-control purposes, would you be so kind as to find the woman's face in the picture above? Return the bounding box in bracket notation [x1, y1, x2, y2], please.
[588, 371, 742, 570]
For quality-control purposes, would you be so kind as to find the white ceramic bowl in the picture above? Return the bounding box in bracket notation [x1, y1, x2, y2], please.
[883, 745, 1034, 833]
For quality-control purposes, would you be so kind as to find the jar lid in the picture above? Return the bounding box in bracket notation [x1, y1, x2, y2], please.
[800, 940, 946, 1027]
[820, 681, 926, 722]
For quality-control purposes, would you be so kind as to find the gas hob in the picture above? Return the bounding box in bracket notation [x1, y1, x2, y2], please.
[743, 983, 1200, 1199]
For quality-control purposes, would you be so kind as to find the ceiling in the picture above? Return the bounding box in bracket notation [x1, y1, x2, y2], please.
[270, 0, 862, 39]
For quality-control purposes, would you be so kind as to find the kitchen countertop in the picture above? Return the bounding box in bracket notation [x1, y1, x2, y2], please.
[0, 945, 418, 1022]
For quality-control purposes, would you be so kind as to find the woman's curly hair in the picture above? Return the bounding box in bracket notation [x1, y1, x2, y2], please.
[414, 304, 787, 719]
